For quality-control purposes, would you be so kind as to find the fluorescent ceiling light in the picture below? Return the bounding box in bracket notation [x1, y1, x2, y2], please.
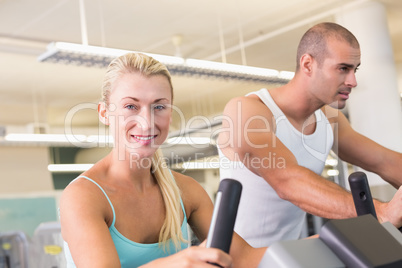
[2, 133, 211, 147]
[48, 164, 93, 173]
[38, 42, 293, 84]
[327, 169, 339, 176]
[325, 158, 338, 166]
[184, 58, 279, 77]
[49, 160, 219, 173]
[3, 133, 113, 147]
[86, 135, 114, 144]
[5, 133, 86, 143]
[278, 71, 295, 80]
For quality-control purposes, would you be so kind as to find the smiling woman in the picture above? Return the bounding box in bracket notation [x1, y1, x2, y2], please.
[57, 53, 251, 268]
[100, 71, 173, 159]
[59, 53, 183, 267]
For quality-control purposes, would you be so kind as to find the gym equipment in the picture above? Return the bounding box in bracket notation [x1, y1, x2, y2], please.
[29, 221, 66, 268]
[0, 231, 30, 268]
[258, 171, 402, 267]
[348, 171, 377, 219]
[206, 178, 242, 253]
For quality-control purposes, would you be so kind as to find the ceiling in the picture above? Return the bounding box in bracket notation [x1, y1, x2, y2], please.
[0, 0, 401, 135]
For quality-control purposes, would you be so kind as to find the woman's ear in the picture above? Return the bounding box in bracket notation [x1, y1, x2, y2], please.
[98, 102, 109, 125]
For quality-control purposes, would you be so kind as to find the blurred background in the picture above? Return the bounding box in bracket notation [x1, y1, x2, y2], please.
[0, 0, 401, 265]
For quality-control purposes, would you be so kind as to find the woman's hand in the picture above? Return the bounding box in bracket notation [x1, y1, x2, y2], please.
[141, 243, 232, 268]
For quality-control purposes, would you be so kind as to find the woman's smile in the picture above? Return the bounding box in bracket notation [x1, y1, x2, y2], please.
[131, 134, 158, 145]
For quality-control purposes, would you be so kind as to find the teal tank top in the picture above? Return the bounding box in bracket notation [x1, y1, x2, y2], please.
[64, 175, 189, 267]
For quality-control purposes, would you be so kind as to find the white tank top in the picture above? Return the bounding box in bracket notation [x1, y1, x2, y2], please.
[218, 88, 334, 247]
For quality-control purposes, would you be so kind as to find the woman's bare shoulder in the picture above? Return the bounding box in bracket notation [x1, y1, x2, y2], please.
[60, 165, 111, 222]
[170, 170, 212, 212]
[171, 170, 204, 193]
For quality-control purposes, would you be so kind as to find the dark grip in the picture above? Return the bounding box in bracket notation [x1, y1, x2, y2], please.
[348, 171, 377, 219]
[206, 179, 242, 254]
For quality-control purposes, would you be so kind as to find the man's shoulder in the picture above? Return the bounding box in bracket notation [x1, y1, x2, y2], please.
[224, 93, 272, 117]
[226, 94, 259, 105]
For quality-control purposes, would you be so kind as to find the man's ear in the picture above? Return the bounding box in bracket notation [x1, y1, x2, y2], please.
[98, 102, 109, 125]
[300, 54, 314, 76]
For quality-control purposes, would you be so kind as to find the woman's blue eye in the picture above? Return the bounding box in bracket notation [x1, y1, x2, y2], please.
[153, 105, 165, 110]
[125, 104, 137, 110]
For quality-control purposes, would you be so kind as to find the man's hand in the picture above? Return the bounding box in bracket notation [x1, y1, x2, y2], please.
[376, 186, 402, 228]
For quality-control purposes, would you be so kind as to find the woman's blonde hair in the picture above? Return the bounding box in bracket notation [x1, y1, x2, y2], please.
[102, 52, 173, 104]
[102, 53, 185, 251]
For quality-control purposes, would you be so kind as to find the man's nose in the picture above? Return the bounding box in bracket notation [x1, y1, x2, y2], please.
[346, 72, 358, 88]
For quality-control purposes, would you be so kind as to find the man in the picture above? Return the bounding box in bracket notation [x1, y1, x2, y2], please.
[217, 22, 402, 247]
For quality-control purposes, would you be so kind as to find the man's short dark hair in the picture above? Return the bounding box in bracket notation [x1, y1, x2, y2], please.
[296, 22, 360, 71]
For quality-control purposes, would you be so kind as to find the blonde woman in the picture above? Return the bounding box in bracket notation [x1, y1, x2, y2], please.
[59, 53, 265, 267]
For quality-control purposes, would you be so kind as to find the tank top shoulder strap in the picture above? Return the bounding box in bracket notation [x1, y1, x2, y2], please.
[246, 88, 284, 119]
[167, 170, 187, 220]
[74, 176, 116, 226]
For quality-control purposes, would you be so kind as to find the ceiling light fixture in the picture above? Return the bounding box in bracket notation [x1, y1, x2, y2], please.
[1, 133, 212, 147]
[327, 169, 340, 177]
[37, 42, 293, 84]
[48, 163, 94, 173]
[2, 133, 111, 147]
[5, 133, 86, 143]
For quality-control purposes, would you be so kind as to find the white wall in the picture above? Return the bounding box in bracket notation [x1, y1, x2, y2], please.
[0, 146, 53, 193]
[397, 62, 402, 96]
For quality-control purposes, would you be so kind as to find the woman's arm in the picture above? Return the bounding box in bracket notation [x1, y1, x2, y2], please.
[173, 171, 213, 242]
[175, 171, 266, 268]
[60, 178, 120, 267]
[140, 245, 232, 268]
